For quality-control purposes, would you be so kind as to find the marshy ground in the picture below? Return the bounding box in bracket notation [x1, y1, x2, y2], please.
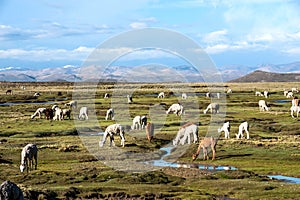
[0, 81, 299, 199]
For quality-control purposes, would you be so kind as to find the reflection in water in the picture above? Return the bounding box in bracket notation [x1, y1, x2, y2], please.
[146, 145, 237, 171]
[269, 175, 300, 184]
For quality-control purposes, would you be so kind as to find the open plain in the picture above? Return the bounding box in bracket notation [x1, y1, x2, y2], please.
[0, 81, 299, 200]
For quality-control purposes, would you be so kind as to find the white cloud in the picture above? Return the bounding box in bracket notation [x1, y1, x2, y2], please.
[202, 29, 228, 44]
[130, 22, 147, 29]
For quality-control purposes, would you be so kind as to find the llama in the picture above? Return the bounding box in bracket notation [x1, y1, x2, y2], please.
[131, 115, 141, 130]
[236, 121, 250, 139]
[127, 95, 133, 103]
[52, 105, 59, 111]
[44, 108, 54, 120]
[99, 124, 125, 147]
[218, 121, 230, 139]
[291, 87, 299, 93]
[20, 144, 38, 173]
[286, 92, 293, 98]
[141, 115, 147, 129]
[5, 90, 13, 95]
[263, 91, 269, 98]
[53, 108, 63, 121]
[192, 137, 217, 161]
[173, 123, 198, 146]
[166, 103, 184, 116]
[145, 122, 154, 142]
[62, 109, 71, 120]
[258, 100, 269, 111]
[65, 100, 77, 109]
[255, 91, 263, 96]
[0, 180, 24, 200]
[290, 105, 300, 118]
[182, 93, 187, 99]
[206, 92, 211, 98]
[157, 92, 165, 98]
[284, 90, 289, 97]
[33, 92, 40, 97]
[31, 107, 46, 119]
[104, 93, 109, 98]
[227, 88, 232, 94]
[105, 108, 114, 120]
[292, 97, 299, 107]
[78, 107, 88, 120]
[203, 103, 219, 114]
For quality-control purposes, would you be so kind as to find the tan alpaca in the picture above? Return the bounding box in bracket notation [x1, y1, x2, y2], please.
[192, 137, 217, 161]
[145, 122, 154, 142]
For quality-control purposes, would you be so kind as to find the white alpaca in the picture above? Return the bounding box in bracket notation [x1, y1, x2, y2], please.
[127, 95, 133, 103]
[105, 108, 114, 120]
[78, 107, 88, 120]
[290, 106, 300, 118]
[173, 123, 198, 146]
[53, 108, 63, 121]
[236, 122, 250, 139]
[99, 124, 125, 147]
[20, 144, 38, 173]
[52, 105, 59, 111]
[291, 87, 299, 93]
[258, 100, 269, 111]
[65, 100, 77, 109]
[227, 88, 232, 94]
[263, 91, 269, 98]
[218, 121, 230, 139]
[182, 93, 187, 99]
[255, 91, 263, 96]
[157, 92, 165, 98]
[33, 92, 40, 97]
[286, 92, 293, 98]
[206, 92, 211, 98]
[104, 93, 109, 98]
[31, 107, 46, 119]
[166, 103, 184, 116]
[203, 103, 219, 114]
[284, 90, 289, 97]
[131, 115, 141, 130]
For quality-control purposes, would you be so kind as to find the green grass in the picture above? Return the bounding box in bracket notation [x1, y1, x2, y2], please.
[0, 82, 300, 199]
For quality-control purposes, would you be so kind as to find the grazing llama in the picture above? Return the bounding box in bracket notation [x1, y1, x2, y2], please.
[157, 92, 165, 98]
[166, 103, 184, 116]
[258, 100, 269, 111]
[78, 107, 88, 120]
[145, 122, 154, 142]
[203, 103, 219, 114]
[173, 122, 198, 146]
[20, 144, 38, 173]
[31, 107, 46, 119]
[192, 137, 217, 161]
[218, 121, 230, 139]
[105, 108, 114, 120]
[99, 124, 125, 147]
[236, 121, 250, 139]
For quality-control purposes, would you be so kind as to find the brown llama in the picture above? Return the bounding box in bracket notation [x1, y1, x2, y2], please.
[145, 122, 154, 142]
[192, 137, 217, 161]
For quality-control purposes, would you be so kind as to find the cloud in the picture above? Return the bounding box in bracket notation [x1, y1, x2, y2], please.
[201, 29, 228, 44]
[129, 22, 147, 29]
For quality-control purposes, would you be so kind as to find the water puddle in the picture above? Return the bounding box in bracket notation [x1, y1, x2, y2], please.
[269, 175, 300, 184]
[146, 145, 237, 171]
[273, 99, 291, 103]
[0, 101, 56, 106]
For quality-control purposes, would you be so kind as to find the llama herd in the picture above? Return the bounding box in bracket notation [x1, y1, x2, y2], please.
[9, 86, 300, 177]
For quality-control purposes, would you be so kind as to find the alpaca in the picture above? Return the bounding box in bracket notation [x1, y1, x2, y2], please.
[105, 108, 114, 120]
[131, 116, 141, 130]
[62, 109, 71, 120]
[173, 122, 198, 146]
[203, 103, 219, 114]
[127, 95, 133, 103]
[145, 122, 154, 142]
[20, 144, 38, 173]
[31, 107, 46, 119]
[290, 105, 300, 118]
[65, 100, 77, 109]
[218, 121, 230, 139]
[157, 92, 165, 98]
[0, 181, 24, 200]
[182, 93, 187, 99]
[99, 124, 125, 147]
[192, 137, 217, 161]
[141, 115, 147, 129]
[166, 103, 184, 116]
[78, 107, 88, 120]
[236, 121, 250, 139]
[258, 100, 269, 111]
[5, 90, 13, 95]
[53, 108, 63, 121]
[44, 108, 54, 120]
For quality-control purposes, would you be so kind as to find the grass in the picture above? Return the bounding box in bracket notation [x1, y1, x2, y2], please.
[0, 81, 299, 199]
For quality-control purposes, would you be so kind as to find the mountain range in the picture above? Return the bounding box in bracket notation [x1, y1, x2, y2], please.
[0, 61, 300, 82]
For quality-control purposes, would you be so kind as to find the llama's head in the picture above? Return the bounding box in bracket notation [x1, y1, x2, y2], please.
[20, 164, 26, 172]
[192, 153, 198, 161]
[217, 128, 222, 133]
[203, 110, 207, 114]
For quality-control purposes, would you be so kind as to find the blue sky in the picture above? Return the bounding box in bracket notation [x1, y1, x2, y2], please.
[1, 0, 300, 70]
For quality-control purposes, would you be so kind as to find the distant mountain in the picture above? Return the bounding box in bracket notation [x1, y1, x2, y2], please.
[1, 61, 300, 82]
[229, 70, 300, 82]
